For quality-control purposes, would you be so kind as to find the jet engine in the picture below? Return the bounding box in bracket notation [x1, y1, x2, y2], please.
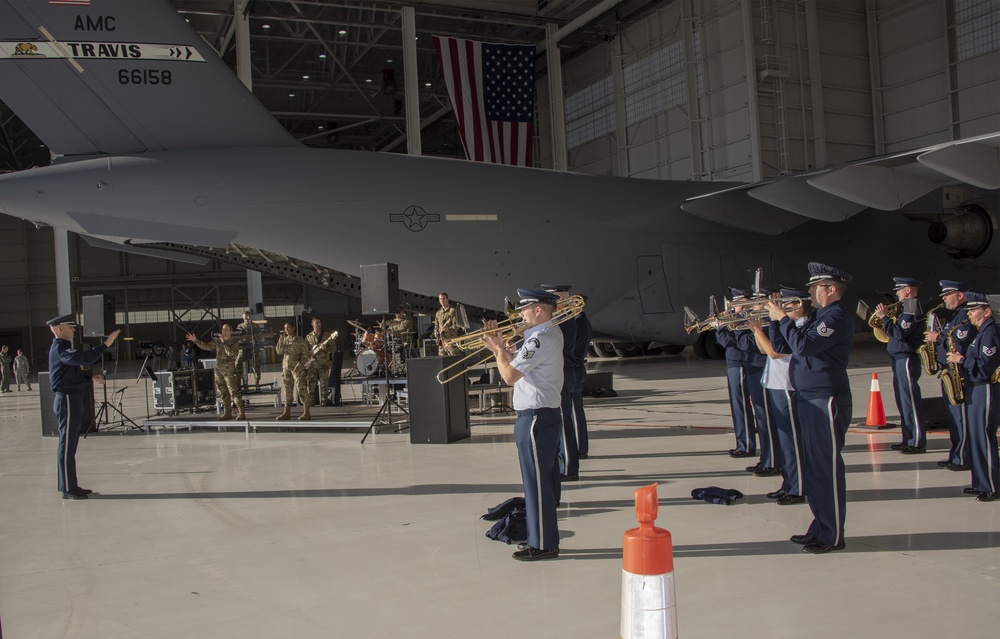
[927, 203, 994, 259]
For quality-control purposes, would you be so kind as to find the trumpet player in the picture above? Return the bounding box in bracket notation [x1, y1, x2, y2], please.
[481, 289, 563, 561]
[925, 281, 977, 470]
[947, 292, 999, 502]
[737, 288, 779, 477]
[540, 284, 581, 482]
[878, 277, 927, 453]
[715, 287, 756, 458]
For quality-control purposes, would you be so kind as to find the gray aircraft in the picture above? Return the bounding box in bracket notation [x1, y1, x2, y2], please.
[0, 0, 997, 357]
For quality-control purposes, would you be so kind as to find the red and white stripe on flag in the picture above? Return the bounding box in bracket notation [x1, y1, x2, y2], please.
[433, 35, 536, 167]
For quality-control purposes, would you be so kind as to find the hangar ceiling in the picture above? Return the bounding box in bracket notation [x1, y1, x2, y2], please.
[0, 0, 662, 172]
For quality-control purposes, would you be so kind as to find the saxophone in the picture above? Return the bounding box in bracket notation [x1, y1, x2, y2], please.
[917, 303, 945, 375]
[939, 318, 969, 405]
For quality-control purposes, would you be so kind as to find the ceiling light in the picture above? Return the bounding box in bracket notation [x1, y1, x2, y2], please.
[365, 78, 372, 83]
[386, 58, 393, 63]
[424, 82, 432, 87]
[338, 29, 347, 36]
[319, 53, 327, 59]
[262, 23, 271, 29]
[302, 74, 310, 80]
[288, 93, 295, 97]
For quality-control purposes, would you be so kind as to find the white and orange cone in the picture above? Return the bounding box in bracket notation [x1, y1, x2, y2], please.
[857, 372, 892, 430]
[620, 482, 678, 639]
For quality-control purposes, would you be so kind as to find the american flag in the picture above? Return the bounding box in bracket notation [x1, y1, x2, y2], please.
[434, 36, 536, 167]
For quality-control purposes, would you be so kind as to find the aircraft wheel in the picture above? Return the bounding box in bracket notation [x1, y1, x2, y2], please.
[661, 344, 685, 355]
[593, 342, 618, 358]
[694, 333, 725, 360]
[613, 343, 642, 358]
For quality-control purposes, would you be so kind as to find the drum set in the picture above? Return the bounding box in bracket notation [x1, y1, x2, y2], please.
[349, 320, 413, 377]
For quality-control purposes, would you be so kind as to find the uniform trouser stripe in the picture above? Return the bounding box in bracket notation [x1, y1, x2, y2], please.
[904, 361, 922, 445]
[943, 379, 970, 464]
[787, 391, 802, 495]
[530, 416, 544, 545]
[825, 397, 843, 546]
[515, 411, 560, 550]
[968, 385, 1000, 493]
[63, 395, 72, 490]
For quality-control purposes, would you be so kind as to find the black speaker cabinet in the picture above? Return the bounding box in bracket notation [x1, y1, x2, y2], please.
[82, 294, 115, 338]
[361, 263, 400, 315]
[39, 372, 95, 437]
[407, 356, 470, 444]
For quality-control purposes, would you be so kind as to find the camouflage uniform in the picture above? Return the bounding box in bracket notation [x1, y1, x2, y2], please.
[0, 347, 11, 393]
[435, 305, 463, 356]
[388, 315, 414, 335]
[189, 335, 245, 412]
[14, 353, 31, 390]
[236, 320, 263, 384]
[276, 333, 311, 406]
[306, 330, 335, 406]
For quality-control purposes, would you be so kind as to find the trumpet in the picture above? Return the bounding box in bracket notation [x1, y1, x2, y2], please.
[435, 295, 586, 384]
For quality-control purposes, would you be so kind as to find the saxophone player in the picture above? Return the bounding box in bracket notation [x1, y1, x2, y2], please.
[925, 281, 977, 470]
[877, 277, 926, 453]
[947, 292, 999, 502]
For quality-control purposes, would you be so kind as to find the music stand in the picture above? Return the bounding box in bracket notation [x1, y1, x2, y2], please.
[361, 315, 408, 444]
[93, 370, 144, 434]
[136, 356, 157, 419]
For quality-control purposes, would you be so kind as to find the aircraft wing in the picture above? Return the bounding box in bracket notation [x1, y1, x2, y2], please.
[0, 0, 297, 156]
[682, 132, 1000, 233]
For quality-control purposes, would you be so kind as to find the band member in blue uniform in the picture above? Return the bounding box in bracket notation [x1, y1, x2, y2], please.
[573, 301, 593, 459]
[738, 288, 777, 476]
[541, 284, 580, 482]
[47, 313, 121, 500]
[716, 288, 756, 458]
[768, 263, 854, 553]
[482, 289, 564, 561]
[948, 292, 999, 502]
[877, 277, 927, 453]
[925, 281, 977, 470]
[748, 287, 811, 505]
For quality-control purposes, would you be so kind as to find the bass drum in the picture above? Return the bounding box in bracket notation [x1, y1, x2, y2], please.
[355, 349, 383, 376]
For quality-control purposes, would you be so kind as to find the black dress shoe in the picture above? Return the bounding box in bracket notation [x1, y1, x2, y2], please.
[900, 446, 926, 454]
[75, 487, 94, 495]
[789, 534, 816, 545]
[776, 494, 805, 505]
[729, 449, 754, 458]
[946, 463, 971, 471]
[890, 443, 905, 450]
[512, 547, 559, 561]
[766, 490, 787, 500]
[976, 492, 999, 502]
[936, 460, 950, 467]
[963, 487, 983, 495]
[802, 541, 846, 553]
[753, 467, 780, 477]
[62, 492, 87, 500]
[560, 474, 579, 482]
[745, 463, 763, 473]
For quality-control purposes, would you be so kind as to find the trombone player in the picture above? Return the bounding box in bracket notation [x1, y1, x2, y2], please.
[876, 277, 926, 453]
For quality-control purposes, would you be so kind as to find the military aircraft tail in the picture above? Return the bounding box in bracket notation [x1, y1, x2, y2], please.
[0, 0, 297, 158]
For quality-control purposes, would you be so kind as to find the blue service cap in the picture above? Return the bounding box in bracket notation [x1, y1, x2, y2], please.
[780, 287, 809, 299]
[752, 287, 773, 299]
[893, 277, 921, 290]
[965, 291, 990, 308]
[515, 288, 559, 310]
[46, 313, 76, 327]
[939, 280, 969, 295]
[729, 287, 749, 301]
[539, 283, 572, 293]
[806, 262, 852, 285]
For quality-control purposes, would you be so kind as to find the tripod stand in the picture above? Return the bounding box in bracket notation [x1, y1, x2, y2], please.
[92, 370, 144, 434]
[361, 319, 408, 444]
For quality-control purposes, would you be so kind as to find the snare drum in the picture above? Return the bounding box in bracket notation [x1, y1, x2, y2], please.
[355, 349, 384, 376]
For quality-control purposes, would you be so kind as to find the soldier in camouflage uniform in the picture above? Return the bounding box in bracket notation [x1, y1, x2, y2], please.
[306, 317, 336, 407]
[14, 349, 31, 391]
[186, 325, 246, 421]
[0, 345, 11, 393]
[434, 293, 463, 356]
[236, 310, 263, 387]
[275, 322, 311, 421]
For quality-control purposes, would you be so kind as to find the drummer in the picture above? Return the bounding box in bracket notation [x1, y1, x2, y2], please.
[386, 306, 414, 338]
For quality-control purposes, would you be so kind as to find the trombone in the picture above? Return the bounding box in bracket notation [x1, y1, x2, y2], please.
[435, 295, 586, 384]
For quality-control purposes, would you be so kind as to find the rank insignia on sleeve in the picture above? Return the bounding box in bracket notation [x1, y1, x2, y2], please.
[900, 319, 911, 330]
[815, 321, 835, 337]
[984, 346, 997, 357]
[956, 329, 969, 340]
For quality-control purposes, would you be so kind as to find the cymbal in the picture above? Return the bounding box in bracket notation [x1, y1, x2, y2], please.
[348, 319, 367, 330]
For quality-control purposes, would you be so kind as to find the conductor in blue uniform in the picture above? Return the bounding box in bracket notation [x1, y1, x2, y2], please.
[768, 263, 854, 553]
[481, 289, 564, 561]
[948, 292, 999, 502]
[47, 314, 121, 499]
[877, 277, 926, 453]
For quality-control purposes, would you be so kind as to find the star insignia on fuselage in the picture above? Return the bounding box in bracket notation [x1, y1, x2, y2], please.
[390, 206, 440, 232]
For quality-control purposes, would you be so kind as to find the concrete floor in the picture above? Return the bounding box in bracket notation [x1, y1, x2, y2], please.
[0, 342, 997, 638]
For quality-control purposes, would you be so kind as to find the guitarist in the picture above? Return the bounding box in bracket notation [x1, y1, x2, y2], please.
[306, 317, 337, 407]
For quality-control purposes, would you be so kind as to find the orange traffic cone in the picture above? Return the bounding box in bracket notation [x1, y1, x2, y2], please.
[857, 372, 891, 429]
[620, 483, 678, 639]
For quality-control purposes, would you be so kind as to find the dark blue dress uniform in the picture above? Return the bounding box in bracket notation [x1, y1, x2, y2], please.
[780, 264, 854, 551]
[572, 310, 593, 457]
[766, 287, 808, 500]
[541, 285, 579, 480]
[47, 314, 108, 498]
[736, 288, 775, 471]
[959, 293, 999, 501]
[509, 289, 564, 556]
[881, 277, 927, 450]
[935, 281, 977, 467]
[717, 288, 756, 457]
